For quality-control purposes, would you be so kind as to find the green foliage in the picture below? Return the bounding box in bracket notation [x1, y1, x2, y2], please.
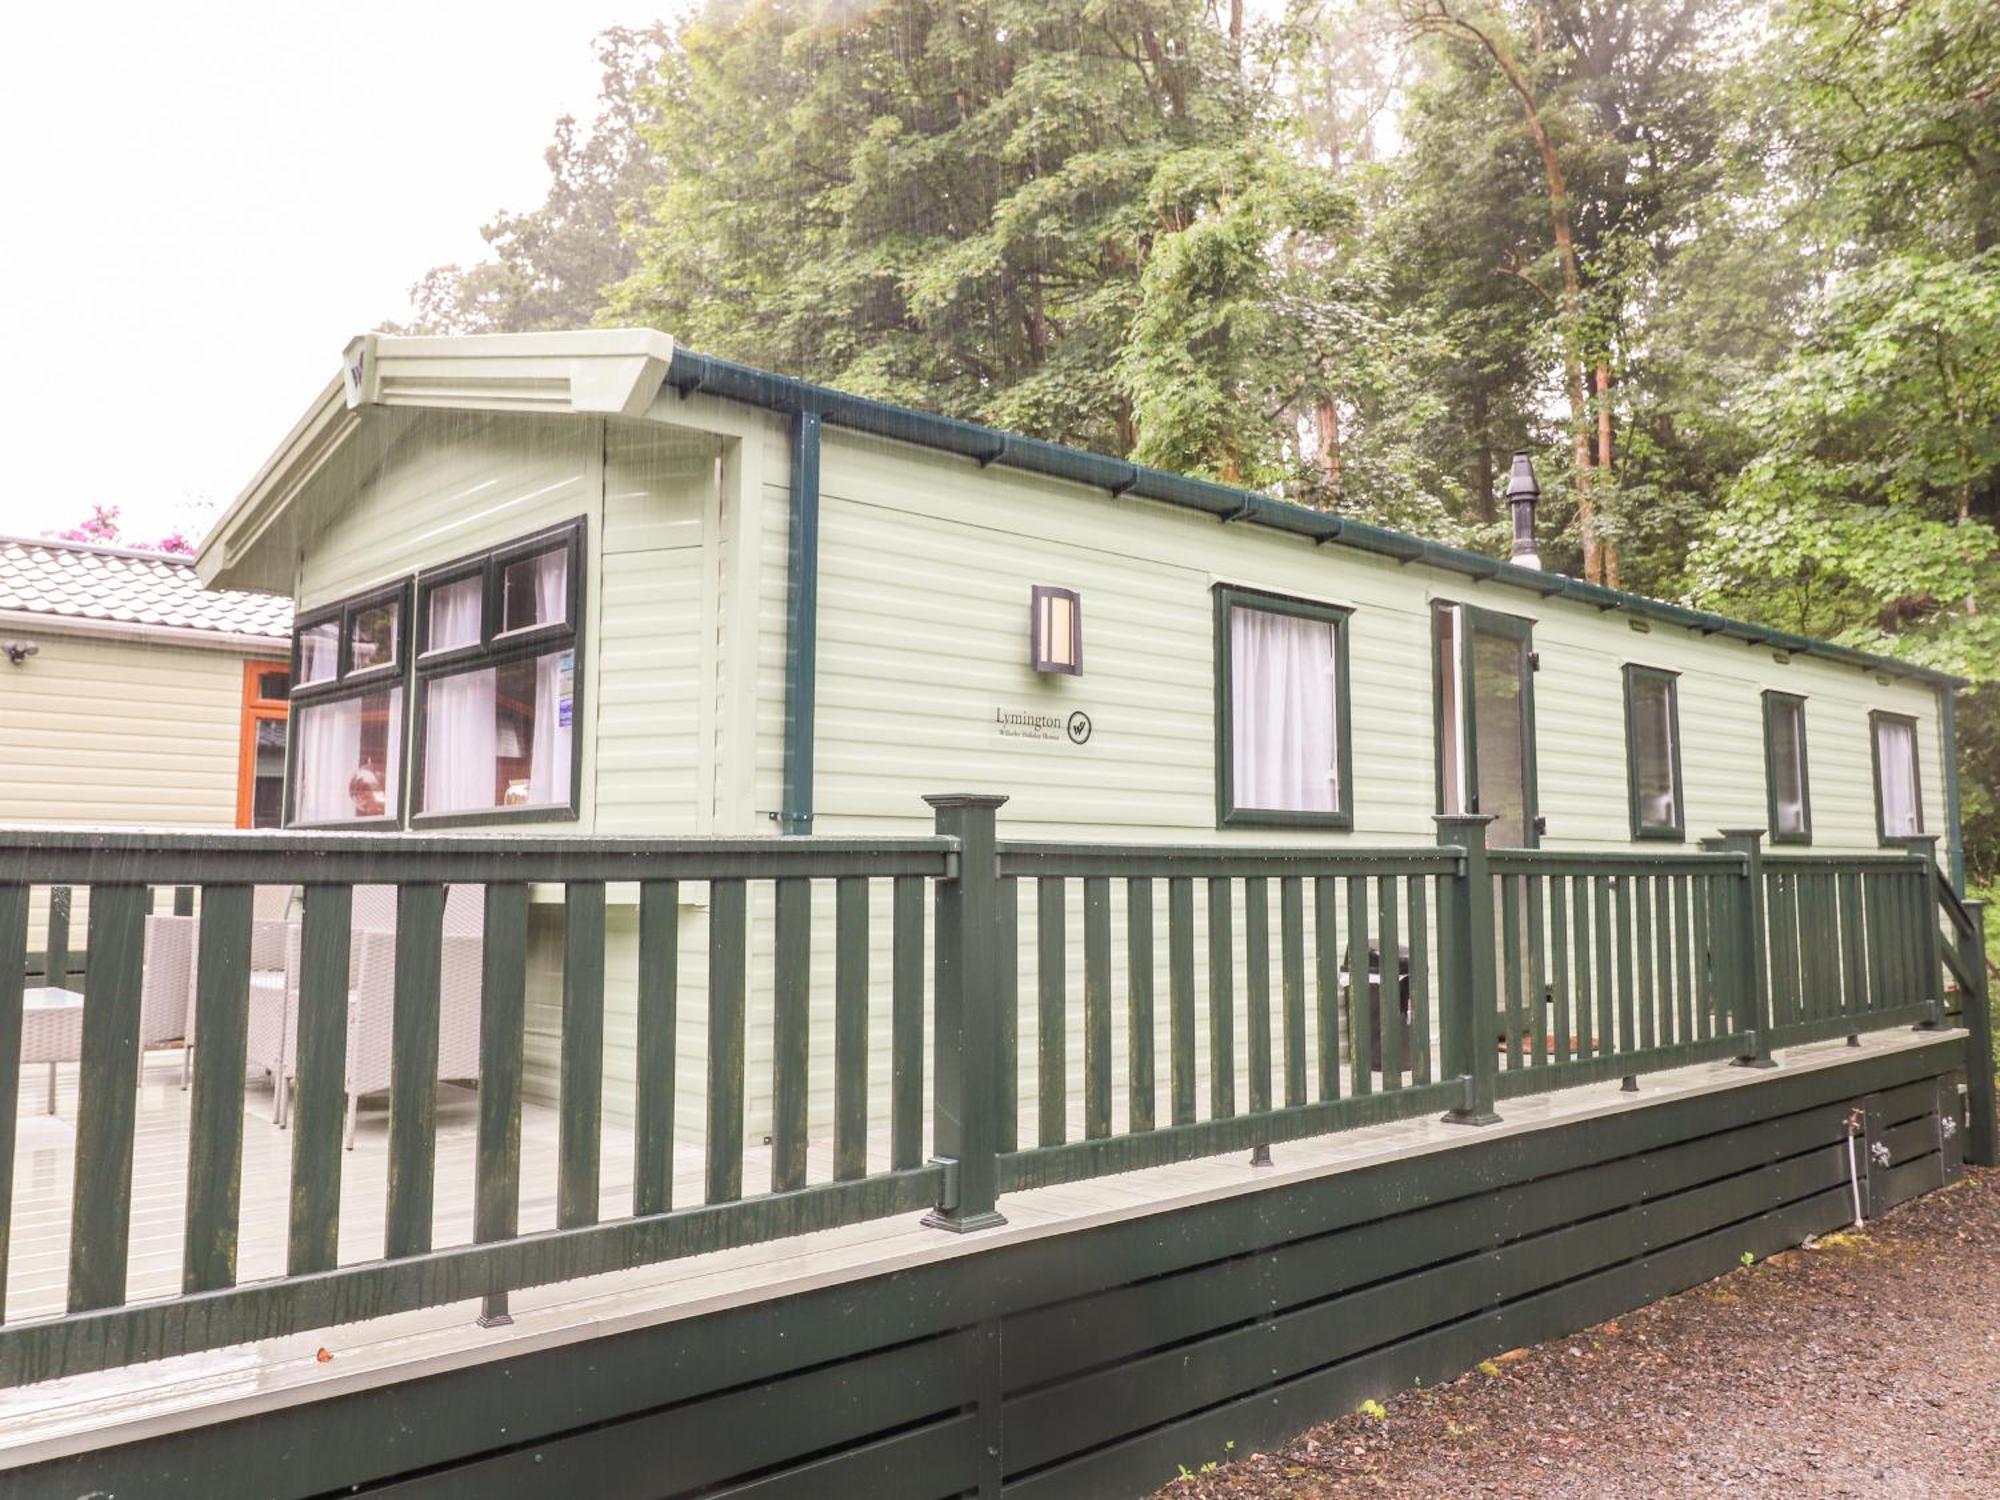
[604, 0, 1265, 457]
[401, 0, 2000, 873]
[397, 27, 673, 334]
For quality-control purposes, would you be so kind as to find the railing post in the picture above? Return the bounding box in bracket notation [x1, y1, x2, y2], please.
[45, 886, 71, 991]
[1714, 830, 1774, 1067]
[1891, 835, 1945, 1029]
[1435, 813, 1499, 1126]
[924, 793, 1009, 1231]
[1959, 898, 1996, 1167]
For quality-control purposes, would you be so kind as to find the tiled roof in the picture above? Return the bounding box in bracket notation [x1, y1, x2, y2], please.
[0, 536, 291, 641]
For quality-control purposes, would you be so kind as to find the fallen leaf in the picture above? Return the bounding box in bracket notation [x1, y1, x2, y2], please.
[315, 1347, 333, 1363]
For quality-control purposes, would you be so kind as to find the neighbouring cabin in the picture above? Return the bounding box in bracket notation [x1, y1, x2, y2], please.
[193, 331, 1965, 1136]
[0, 536, 292, 962]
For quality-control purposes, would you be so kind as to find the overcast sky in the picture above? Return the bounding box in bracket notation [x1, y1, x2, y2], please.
[0, 2, 660, 546]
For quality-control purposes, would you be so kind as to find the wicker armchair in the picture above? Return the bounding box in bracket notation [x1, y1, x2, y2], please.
[249, 886, 487, 1146]
[138, 915, 197, 1073]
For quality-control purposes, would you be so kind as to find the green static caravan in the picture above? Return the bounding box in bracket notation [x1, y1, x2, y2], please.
[196, 329, 1967, 1137]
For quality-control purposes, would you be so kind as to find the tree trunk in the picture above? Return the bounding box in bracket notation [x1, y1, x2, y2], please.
[1419, 3, 1600, 581]
[1596, 360, 1618, 587]
[1314, 396, 1342, 502]
[1472, 386, 1494, 524]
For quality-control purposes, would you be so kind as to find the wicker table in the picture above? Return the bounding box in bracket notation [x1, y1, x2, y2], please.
[21, 986, 85, 1115]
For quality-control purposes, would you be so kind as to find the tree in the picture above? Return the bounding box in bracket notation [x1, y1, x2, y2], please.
[606, 0, 1268, 456]
[397, 26, 673, 335]
[48, 505, 196, 556]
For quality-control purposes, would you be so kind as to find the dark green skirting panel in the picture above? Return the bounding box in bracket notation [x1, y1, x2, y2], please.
[10, 1037, 1966, 1500]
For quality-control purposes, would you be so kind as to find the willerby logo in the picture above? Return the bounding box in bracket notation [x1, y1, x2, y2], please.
[995, 707, 1092, 745]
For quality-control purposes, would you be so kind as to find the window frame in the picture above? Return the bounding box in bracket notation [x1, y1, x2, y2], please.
[283, 579, 413, 830]
[1761, 690, 1813, 845]
[236, 660, 291, 829]
[1622, 663, 1685, 842]
[1868, 709, 1925, 846]
[410, 517, 587, 829]
[1213, 583, 1355, 831]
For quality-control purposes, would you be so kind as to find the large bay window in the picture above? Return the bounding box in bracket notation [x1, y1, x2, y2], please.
[1870, 711, 1923, 843]
[286, 582, 409, 827]
[413, 520, 582, 822]
[1214, 584, 1353, 829]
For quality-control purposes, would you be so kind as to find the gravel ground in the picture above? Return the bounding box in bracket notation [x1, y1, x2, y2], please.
[1156, 1165, 2000, 1500]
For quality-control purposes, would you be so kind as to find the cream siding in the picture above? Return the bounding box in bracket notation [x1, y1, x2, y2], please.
[1, 625, 279, 945]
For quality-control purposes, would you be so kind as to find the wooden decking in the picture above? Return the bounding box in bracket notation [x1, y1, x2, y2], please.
[0, 1027, 1956, 1474]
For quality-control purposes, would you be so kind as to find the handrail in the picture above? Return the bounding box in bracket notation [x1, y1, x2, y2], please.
[1488, 849, 1745, 876]
[1933, 864, 1977, 942]
[0, 827, 960, 885]
[1760, 851, 1927, 871]
[996, 841, 1460, 880]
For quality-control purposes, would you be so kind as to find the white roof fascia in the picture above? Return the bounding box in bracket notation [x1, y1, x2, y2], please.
[341, 329, 677, 418]
[0, 608, 289, 655]
[197, 330, 678, 590]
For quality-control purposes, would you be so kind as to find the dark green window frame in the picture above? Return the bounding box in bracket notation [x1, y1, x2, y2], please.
[410, 517, 587, 829]
[1213, 583, 1355, 831]
[1622, 663, 1685, 842]
[283, 579, 413, 830]
[1868, 709, 1925, 846]
[1762, 690, 1812, 845]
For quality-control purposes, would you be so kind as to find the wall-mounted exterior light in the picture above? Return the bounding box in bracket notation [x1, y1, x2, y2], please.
[1031, 586, 1082, 675]
[3, 640, 38, 666]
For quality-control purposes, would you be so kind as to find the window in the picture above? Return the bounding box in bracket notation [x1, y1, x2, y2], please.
[1763, 691, 1811, 843]
[287, 582, 410, 827]
[1623, 665, 1683, 840]
[1214, 585, 1353, 828]
[413, 519, 583, 822]
[236, 662, 290, 829]
[1870, 711, 1924, 843]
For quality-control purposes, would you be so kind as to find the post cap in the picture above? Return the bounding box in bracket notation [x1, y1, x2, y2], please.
[922, 793, 1012, 811]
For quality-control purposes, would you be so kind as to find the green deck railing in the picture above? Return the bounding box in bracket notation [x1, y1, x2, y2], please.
[0, 801, 1988, 1388]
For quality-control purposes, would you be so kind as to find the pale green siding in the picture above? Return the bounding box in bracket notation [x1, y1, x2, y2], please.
[804, 426, 1947, 852]
[594, 422, 719, 836]
[265, 394, 1956, 1148]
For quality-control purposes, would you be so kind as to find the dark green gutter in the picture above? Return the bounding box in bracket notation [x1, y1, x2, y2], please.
[665, 348, 1964, 694]
[781, 411, 821, 835]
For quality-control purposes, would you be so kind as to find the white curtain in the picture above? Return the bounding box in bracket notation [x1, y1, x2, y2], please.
[1230, 606, 1338, 813]
[425, 669, 498, 813]
[422, 579, 496, 813]
[294, 699, 362, 824]
[299, 622, 337, 684]
[294, 691, 401, 823]
[1877, 719, 1919, 835]
[427, 576, 482, 653]
[529, 554, 573, 804]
